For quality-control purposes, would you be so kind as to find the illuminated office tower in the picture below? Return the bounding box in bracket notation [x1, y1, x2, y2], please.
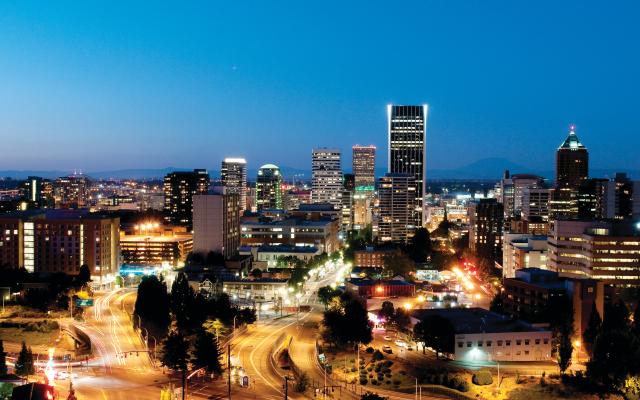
[388, 105, 428, 227]
[378, 173, 416, 243]
[256, 164, 283, 210]
[163, 169, 210, 228]
[221, 158, 247, 211]
[311, 148, 343, 209]
[352, 145, 376, 190]
[550, 126, 589, 219]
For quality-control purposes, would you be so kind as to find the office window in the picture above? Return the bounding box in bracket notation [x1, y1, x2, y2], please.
[497, 340, 503, 346]
[477, 341, 483, 347]
[535, 339, 540, 345]
[458, 342, 463, 348]
[543, 338, 549, 345]
[524, 339, 530, 345]
[525, 350, 530, 355]
[486, 341, 492, 347]
[506, 340, 511, 346]
[466, 342, 472, 348]
[516, 340, 522, 345]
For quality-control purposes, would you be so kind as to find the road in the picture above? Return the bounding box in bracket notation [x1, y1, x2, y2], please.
[53, 288, 171, 400]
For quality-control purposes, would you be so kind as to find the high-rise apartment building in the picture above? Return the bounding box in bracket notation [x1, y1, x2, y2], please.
[521, 187, 552, 222]
[496, 171, 546, 220]
[352, 145, 376, 190]
[256, 164, 283, 210]
[0, 210, 119, 283]
[378, 173, 416, 243]
[221, 158, 247, 212]
[551, 126, 589, 219]
[54, 174, 91, 208]
[388, 105, 428, 227]
[193, 193, 241, 259]
[311, 148, 343, 209]
[469, 199, 504, 261]
[341, 174, 355, 234]
[163, 169, 210, 228]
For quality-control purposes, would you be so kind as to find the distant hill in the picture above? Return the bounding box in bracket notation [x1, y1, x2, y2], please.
[1, 158, 637, 181]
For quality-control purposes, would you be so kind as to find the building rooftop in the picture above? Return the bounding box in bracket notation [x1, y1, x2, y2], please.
[120, 234, 193, 243]
[558, 126, 586, 150]
[347, 278, 414, 287]
[221, 277, 288, 284]
[257, 245, 319, 253]
[0, 209, 115, 221]
[242, 218, 334, 227]
[411, 307, 545, 334]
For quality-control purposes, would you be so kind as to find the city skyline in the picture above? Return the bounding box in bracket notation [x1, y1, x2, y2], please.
[1, 2, 639, 172]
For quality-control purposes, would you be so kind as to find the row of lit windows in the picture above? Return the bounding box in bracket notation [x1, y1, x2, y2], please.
[458, 338, 549, 348]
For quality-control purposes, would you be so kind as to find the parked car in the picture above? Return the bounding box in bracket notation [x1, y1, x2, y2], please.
[383, 336, 392, 341]
[382, 345, 392, 354]
[394, 340, 407, 348]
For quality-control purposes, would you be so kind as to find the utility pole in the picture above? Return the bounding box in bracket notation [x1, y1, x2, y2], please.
[283, 376, 289, 400]
[228, 343, 232, 399]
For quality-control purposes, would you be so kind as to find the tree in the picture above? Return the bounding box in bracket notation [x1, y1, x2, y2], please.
[361, 392, 387, 400]
[413, 316, 454, 359]
[582, 303, 602, 358]
[171, 272, 195, 330]
[321, 292, 372, 347]
[377, 301, 395, 324]
[587, 326, 640, 391]
[406, 228, 431, 263]
[14, 342, 34, 378]
[205, 251, 225, 267]
[135, 275, 170, 335]
[66, 381, 78, 400]
[635, 305, 640, 337]
[489, 292, 505, 314]
[392, 308, 411, 333]
[318, 286, 340, 309]
[76, 264, 91, 287]
[235, 307, 257, 325]
[250, 268, 263, 278]
[382, 250, 415, 277]
[294, 372, 309, 392]
[161, 330, 190, 372]
[193, 329, 222, 375]
[550, 298, 574, 375]
[161, 330, 190, 400]
[0, 341, 7, 376]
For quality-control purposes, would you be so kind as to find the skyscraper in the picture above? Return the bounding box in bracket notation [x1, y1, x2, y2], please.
[352, 145, 376, 190]
[221, 158, 247, 211]
[388, 105, 428, 227]
[163, 169, 210, 228]
[378, 173, 416, 243]
[256, 164, 283, 210]
[551, 126, 589, 219]
[311, 148, 343, 209]
[469, 199, 504, 261]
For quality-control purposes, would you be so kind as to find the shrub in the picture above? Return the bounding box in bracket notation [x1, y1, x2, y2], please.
[448, 376, 470, 392]
[385, 373, 392, 378]
[372, 350, 384, 361]
[365, 347, 374, 353]
[399, 370, 407, 375]
[367, 366, 373, 372]
[393, 380, 401, 386]
[386, 380, 391, 385]
[472, 370, 493, 386]
[351, 367, 357, 372]
[374, 364, 381, 372]
[371, 379, 378, 385]
[360, 377, 368, 385]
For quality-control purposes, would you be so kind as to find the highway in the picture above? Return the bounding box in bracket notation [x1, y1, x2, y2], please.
[52, 288, 171, 400]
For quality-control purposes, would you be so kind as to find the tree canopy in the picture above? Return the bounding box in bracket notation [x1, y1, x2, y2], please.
[321, 292, 372, 347]
[413, 315, 455, 359]
[161, 330, 190, 372]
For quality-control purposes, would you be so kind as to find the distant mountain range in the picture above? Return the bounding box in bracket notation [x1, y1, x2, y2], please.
[1, 158, 638, 181]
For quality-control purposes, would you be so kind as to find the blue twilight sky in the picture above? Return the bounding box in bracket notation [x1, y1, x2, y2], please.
[0, 1, 639, 174]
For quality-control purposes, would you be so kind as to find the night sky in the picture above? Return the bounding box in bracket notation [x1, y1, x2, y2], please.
[1, 1, 638, 173]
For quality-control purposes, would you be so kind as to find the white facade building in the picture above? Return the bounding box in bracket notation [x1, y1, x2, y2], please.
[311, 148, 343, 209]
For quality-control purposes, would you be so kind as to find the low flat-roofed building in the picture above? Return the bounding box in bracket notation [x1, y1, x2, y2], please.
[221, 277, 289, 302]
[346, 278, 415, 298]
[249, 245, 320, 268]
[410, 307, 552, 362]
[503, 267, 604, 335]
[353, 247, 394, 268]
[240, 217, 340, 253]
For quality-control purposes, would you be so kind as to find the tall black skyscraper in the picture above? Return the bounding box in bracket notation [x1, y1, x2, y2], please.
[163, 169, 210, 228]
[551, 126, 589, 219]
[387, 105, 428, 227]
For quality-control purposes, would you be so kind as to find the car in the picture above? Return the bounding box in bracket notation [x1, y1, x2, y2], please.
[407, 344, 414, 351]
[55, 371, 78, 380]
[382, 345, 392, 354]
[394, 340, 407, 348]
[383, 336, 392, 341]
